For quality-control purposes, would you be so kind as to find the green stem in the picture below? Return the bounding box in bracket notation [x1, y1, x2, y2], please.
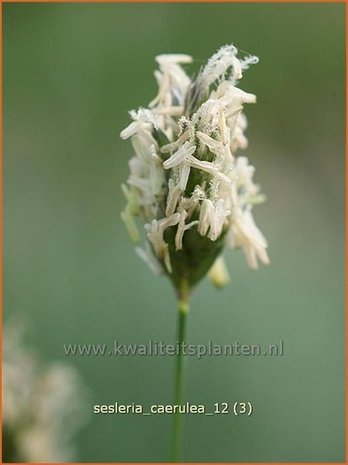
[171, 282, 190, 462]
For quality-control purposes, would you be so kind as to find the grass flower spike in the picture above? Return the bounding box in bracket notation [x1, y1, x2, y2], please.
[3, 320, 88, 462]
[120, 44, 270, 462]
[121, 45, 269, 298]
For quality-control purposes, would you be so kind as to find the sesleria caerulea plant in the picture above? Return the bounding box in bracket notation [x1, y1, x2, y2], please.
[120, 44, 269, 461]
[3, 319, 88, 462]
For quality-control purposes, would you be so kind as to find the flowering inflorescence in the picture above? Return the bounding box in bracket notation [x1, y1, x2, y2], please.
[120, 45, 269, 295]
[3, 320, 88, 462]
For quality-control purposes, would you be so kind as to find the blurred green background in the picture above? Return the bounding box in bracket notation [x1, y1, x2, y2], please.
[3, 3, 345, 462]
